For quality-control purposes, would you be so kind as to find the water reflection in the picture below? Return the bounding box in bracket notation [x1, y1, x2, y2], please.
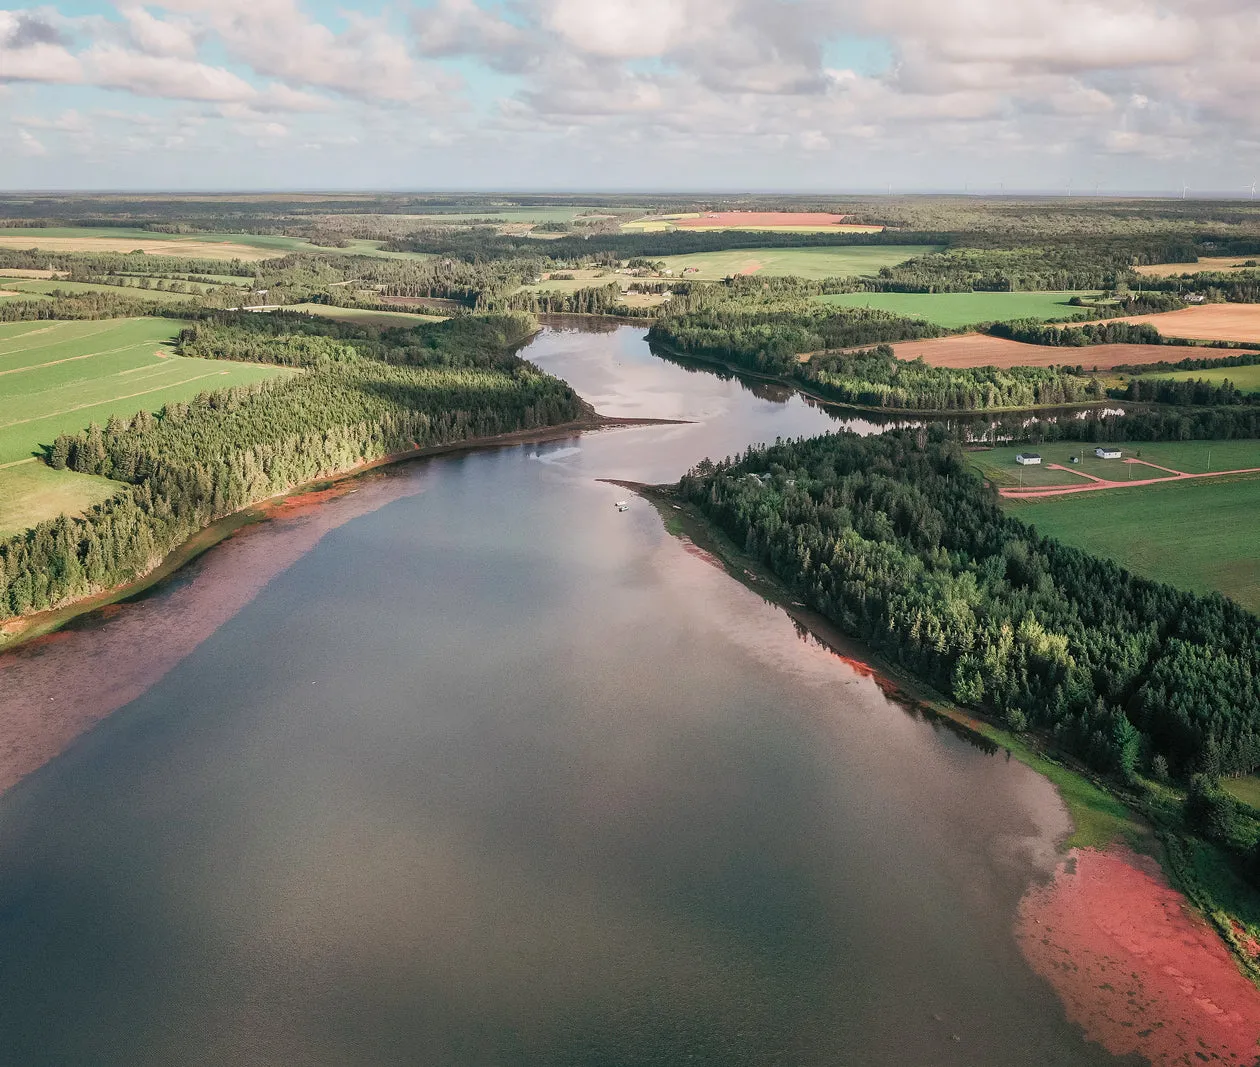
[0, 325, 1117, 1066]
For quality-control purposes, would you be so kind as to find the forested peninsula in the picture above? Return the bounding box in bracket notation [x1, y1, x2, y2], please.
[0, 312, 587, 622]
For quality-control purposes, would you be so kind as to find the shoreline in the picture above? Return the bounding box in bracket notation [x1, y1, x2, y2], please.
[0, 414, 687, 655]
[614, 475, 1260, 1059]
[647, 340, 1115, 418]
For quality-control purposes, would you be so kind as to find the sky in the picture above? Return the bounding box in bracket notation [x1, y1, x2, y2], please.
[0, 0, 1258, 193]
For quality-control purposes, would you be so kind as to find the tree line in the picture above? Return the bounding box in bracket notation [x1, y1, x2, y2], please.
[678, 429, 1260, 778]
[0, 313, 585, 622]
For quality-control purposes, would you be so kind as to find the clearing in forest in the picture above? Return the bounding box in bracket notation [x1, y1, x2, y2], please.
[654, 245, 940, 281]
[815, 291, 1095, 329]
[1077, 304, 1260, 344]
[0, 318, 293, 530]
[886, 333, 1249, 370]
[282, 304, 446, 327]
[1134, 258, 1260, 277]
[999, 454, 1260, 613]
[1131, 363, 1260, 394]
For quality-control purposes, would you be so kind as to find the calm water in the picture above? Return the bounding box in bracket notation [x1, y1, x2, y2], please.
[0, 326, 1116, 1065]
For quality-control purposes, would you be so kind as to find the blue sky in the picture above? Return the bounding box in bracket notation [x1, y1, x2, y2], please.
[1, 0, 1257, 192]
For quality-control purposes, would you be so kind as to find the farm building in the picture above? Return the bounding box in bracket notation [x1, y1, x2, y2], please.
[1015, 453, 1042, 465]
[1095, 446, 1123, 459]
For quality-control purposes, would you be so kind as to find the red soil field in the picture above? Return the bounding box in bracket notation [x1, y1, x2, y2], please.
[889, 333, 1249, 370]
[1078, 304, 1260, 344]
[675, 212, 879, 230]
[1016, 847, 1260, 1066]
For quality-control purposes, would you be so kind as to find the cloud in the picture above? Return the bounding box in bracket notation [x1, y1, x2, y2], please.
[17, 128, 48, 156]
[0, 10, 81, 82]
[119, 6, 200, 60]
[84, 45, 257, 102]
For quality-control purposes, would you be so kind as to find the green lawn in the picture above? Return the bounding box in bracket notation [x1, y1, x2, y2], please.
[283, 303, 446, 326]
[814, 291, 1096, 329]
[1005, 469, 1260, 612]
[973, 440, 1260, 488]
[1135, 363, 1260, 395]
[0, 461, 120, 537]
[655, 245, 940, 281]
[0, 318, 293, 465]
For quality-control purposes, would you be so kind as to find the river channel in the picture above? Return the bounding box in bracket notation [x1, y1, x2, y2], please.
[0, 324, 1118, 1065]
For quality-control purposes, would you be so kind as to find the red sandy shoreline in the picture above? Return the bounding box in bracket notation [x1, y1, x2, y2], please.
[1017, 847, 1260, 1065]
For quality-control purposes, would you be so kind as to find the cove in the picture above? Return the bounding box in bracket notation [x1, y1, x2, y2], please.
[0, 324, 1118, 1065]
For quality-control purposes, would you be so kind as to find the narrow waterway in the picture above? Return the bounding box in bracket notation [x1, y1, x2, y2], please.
[0, 325, 1117, 1065]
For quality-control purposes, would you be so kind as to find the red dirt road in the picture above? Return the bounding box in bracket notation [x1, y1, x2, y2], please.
[1016, 847, 1260, 1066]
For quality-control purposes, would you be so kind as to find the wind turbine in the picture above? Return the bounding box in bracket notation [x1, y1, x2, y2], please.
[1181, 180, 1189, 200]
[1251, 178, 1257, 200]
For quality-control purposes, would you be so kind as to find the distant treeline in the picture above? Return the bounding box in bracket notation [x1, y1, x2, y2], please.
[679, 430, 1260, 778]
[989, 320, 1165, 347]
[0, 314, 584, 621]
[997, 405, 1260, 444]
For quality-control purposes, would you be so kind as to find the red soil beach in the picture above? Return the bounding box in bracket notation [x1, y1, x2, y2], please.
[1017, 847, 1260, 1065]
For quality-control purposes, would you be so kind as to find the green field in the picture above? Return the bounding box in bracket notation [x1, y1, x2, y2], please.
[1006, 471, 1260, 612]
[0, 319, 293, 466]
[0, 461, 119, 538]
[1135, 363, 1260, 395]
[814, 291, 1095, 328]
[283, 303, 446, 326]
[654, 245, 940, 281]
[972, 440, 1260, 488]
[0, 278, 210, 303]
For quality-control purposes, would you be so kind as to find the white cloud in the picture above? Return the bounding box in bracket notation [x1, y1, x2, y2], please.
[17, 128, 48, 155]
[84, 45, 257, 102]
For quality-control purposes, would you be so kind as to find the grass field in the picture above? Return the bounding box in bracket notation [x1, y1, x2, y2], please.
[0, 227, 301, 261]
[1134, 363, 1260, 394]
[0, 278, 212, 303]
[1005, 469, 1260, 612]
[282, 303, 446, 326]
[973, 441, 1260, 488]
[0, 319, 293, 466]
[654, 245, 940, 281]
[0, 461, 119, 538]
[814, 291, 1095, 329]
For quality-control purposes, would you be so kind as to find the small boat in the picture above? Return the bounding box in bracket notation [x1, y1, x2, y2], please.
[615, 500, 629, 512]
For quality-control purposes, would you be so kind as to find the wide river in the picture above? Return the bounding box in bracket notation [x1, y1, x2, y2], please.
[0, 324, 1116, 1065]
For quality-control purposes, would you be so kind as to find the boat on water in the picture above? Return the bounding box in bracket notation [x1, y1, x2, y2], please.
[615, 500, 629, 512]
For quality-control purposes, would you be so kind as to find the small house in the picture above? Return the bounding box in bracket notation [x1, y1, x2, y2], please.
[1015, 453, 1042, 466]
[1094, 446, 1122, 460]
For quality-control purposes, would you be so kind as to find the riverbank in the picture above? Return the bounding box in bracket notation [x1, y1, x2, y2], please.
[0, 414, 684, 656]
[617, 476, 1260, 1063]
[649, 341, 1114, 418]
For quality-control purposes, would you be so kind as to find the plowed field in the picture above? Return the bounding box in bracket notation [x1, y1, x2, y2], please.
[1078, 304, 1260, 344]
[888, 333, 1248, 369]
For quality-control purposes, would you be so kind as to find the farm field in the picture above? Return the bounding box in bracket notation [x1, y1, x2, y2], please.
[520, 269, 619, 293]
[815, 291, 1095, 329]
[0, 318, 293, 467]
[973, 440, 1260, 489]
[887, 333, 1248, 369]
[0, 461, 119, 538]
[282, 303, 446, 327]
[1006, 469, 1260, 613]
[1080, 304, 1260, 344]
[654, 245, 940, 281]
[0, 278, 215, 303]
[1135, 257, 1260, 278]
[0, 227, 298, 261]
[622, 212, 883, 233]
[1133, 363, 1260, 394]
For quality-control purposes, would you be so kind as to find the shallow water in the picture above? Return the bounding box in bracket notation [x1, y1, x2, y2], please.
[0, 325, 1116, 1065]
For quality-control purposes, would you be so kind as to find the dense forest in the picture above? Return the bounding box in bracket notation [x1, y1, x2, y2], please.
[0, 313, 585, 621]
[678, 430, 1260, 778]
